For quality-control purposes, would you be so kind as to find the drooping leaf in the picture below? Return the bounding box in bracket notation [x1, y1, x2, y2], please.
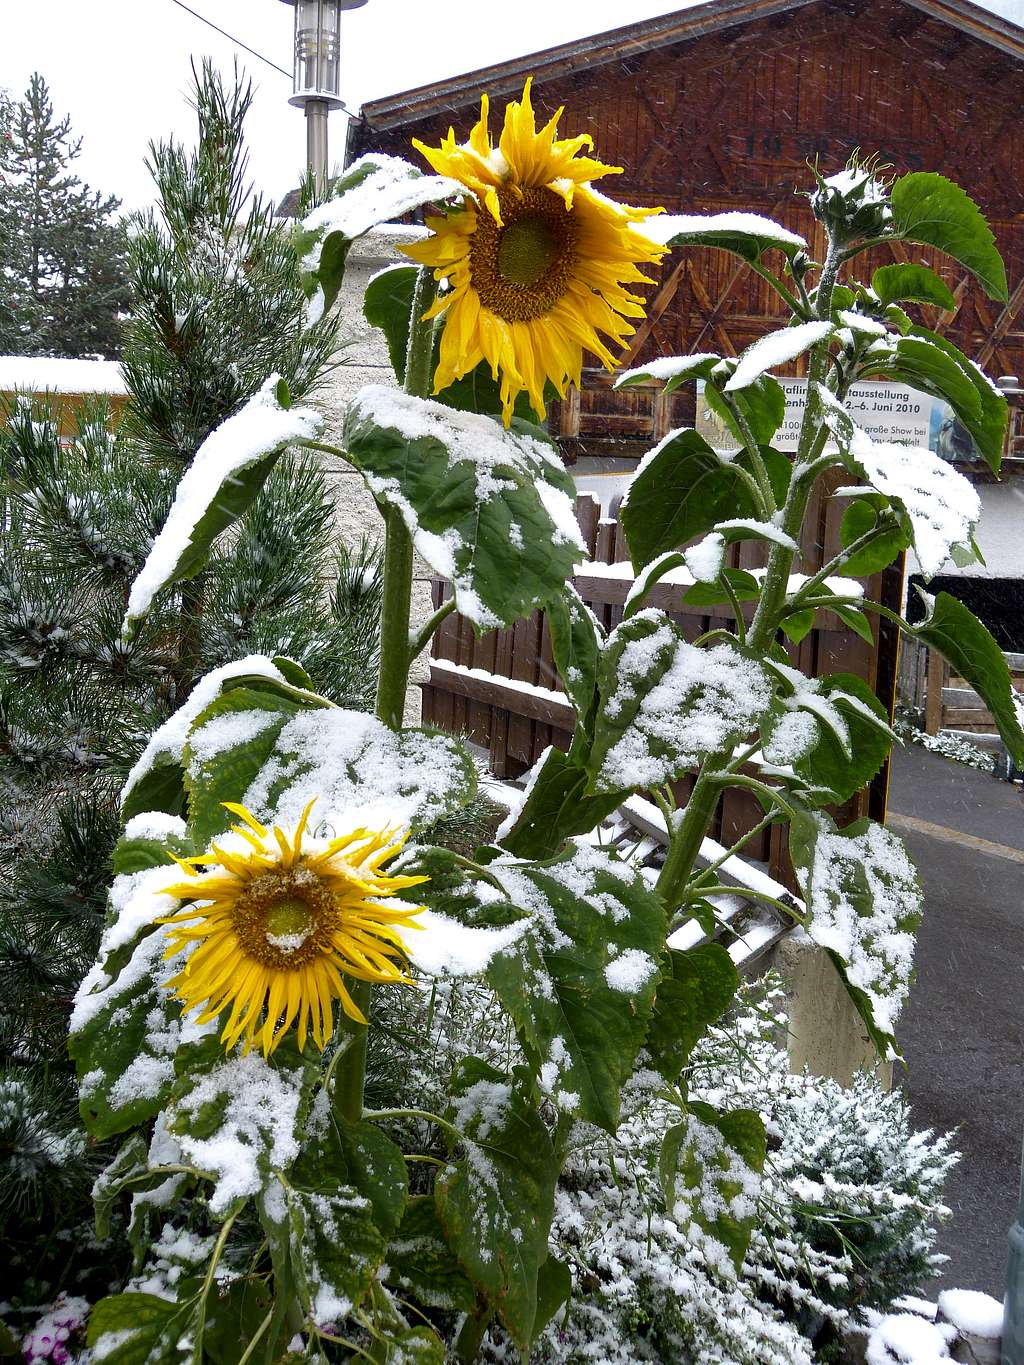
[486, 844, 666, 1132]
[435, 1059, 557, 1350]
[683, 566, 761, 608]
[533, 1255, 573, 1337]
[870, 263, 957, 311]
[587, 612, 774, 794]
[544, 584, 603, 732]
[291, 1117, 408, 1239]
[123, 378, 322, 635]
[906, 326, 1007, 473]
[838, 497, 910, 577]
[385, 1196, 477, 1312]
[344, 388, 584, 629]
[659, 1101, 766, 1273]
[86, 1290, 198, 1365]
[204, 1278, 274, 1365]
[911, 589, 1024, 767]
[92, 1134, 152, 1239]
[889, 171, 1008, 302]
[702, 375, 789, 448]
[646, 944, 739, 1083]
[789, 808, 922, 1058]
[184, 689, 477, 847]
[497, 745, 623, 861]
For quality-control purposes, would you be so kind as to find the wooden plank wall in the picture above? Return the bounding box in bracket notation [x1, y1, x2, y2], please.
[422, 479, 887, 877]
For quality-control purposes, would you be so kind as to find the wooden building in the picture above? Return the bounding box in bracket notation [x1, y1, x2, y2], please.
[349, 0, 1024, 458]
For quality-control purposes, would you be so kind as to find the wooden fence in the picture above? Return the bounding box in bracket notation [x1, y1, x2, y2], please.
[422, 476, 903, 881]
[898, 635, 1023, 747]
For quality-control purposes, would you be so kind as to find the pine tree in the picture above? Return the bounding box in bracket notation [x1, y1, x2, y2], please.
[0, 63, 380, 1296]
[0, 73, 132, 357]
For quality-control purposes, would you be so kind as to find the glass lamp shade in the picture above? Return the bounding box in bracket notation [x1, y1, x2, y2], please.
[280, 0, 367, 108]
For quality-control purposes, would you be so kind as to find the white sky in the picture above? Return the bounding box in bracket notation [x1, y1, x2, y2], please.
[3, 0, 1023, 214]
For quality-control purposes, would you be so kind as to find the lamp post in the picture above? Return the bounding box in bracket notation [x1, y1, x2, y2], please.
[279, 0, 367, 185]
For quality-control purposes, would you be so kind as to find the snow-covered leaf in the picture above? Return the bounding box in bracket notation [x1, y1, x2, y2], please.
[889, 172, 1008, 303]
[841, 426, 979, 579]
[642, 211, 806, 262]
[659, 1101, 766, 1274]
[123, 378, 321, 634]
[724, 322, 833, 393]
[184, 689, 477, 847]
[703, 373, 789, 448]
[904, 327, 1006, 473]
[485, 844, 666, 1132]
[545, 584, 603, 731]
[296, 155, 464, 317]
[870, 263, 957, 312]
[789, 809, 922, 1058]
[344, 387, 584, 630]
[911, 589, 1024, 767]
[435, 1058, 557, 1351]
[838, 496, 911, 576]
[646, 944, 738, 1083]
[588, 612, 774, 794]
[87, 1290, 199, 1365]
[622, 428, 772, 571]
[615, 352, 721, 392]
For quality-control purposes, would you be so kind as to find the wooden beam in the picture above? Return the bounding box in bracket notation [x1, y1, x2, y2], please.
[976, 276, 1024, 369]
[620, 257, 688, 366]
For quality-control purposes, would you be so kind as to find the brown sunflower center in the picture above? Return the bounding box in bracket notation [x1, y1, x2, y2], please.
[231, 867, 341, 968]
[471, 186, 577, 322]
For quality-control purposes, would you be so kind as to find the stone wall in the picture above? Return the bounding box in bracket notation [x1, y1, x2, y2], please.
[312, 227, 433, 725]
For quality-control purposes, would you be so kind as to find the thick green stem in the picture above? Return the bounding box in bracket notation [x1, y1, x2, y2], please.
[656, 233, 845, 914]
[332, 981, 371, 1124]
[374, 267, 436, 731]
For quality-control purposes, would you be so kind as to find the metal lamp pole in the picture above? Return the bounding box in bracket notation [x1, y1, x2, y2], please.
[279, 0, 367, 185]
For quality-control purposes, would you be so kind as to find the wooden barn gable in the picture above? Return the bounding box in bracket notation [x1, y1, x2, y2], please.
[350, 0, 1024, 452]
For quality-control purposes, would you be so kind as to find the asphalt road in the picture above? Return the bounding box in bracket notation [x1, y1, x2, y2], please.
[889, 744, 1024, 1297]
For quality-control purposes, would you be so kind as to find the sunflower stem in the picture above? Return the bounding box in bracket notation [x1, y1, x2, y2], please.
[332, 981, 371, 1124]
[374, 267, 436, 731]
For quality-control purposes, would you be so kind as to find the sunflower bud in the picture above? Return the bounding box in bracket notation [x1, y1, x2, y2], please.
[810, 162, 891, 242]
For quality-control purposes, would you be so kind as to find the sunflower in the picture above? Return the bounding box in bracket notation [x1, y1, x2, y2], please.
[158, 800, 427, 1057]
[403, 78, 667, 425]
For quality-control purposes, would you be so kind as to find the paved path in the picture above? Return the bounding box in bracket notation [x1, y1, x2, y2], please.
[889, 744, 1024, 1296]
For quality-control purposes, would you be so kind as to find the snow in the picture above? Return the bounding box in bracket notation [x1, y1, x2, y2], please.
[616, 352, 720, 386]
[102, 865, 183, 954]
[300, 153, 464, 248]
[169, 1052, 306, 1214]
[865, 1311, 957, 1363]
[635, 210, 807, 251]
[403, 908, 530, 978]
[684, 532, 726, 582]
[623, 552, 694, 613]
[0, 355, 127, 396]
[121, 655, 294, 809]
[715, 519, 799, 550]
[124, 377, 322, 626]
[724, 321, 834, 392]
[937, 1289, 1003, 1338]
[123, 811, 188, 842]
[837, 309, 889, 336]
[846, 426, 980, 579]
[430, 658, 572, 713]
[604, 948, 658, 993]
[186, 707, 280, 763]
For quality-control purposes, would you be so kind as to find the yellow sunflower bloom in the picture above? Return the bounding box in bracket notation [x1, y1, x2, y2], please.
[403, 78, 667, 425]
[158, 799, 427, 1057]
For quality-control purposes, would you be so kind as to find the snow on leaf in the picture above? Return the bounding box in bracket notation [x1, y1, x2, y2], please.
[300, 154, 464, 246]
[724, 322, 833, 393]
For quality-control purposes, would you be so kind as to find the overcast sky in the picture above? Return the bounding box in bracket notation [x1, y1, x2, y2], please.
[3, 0, 1023, 214]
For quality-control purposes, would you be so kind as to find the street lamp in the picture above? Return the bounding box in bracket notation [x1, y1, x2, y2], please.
[279, 0, 367, 184]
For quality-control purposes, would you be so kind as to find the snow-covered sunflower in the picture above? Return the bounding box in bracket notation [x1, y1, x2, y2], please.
[403, 78, 667, 425]
[158, 800, 427, 1056]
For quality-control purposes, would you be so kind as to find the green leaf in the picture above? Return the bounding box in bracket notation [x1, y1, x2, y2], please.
[587, 613, 773, 794]
[123, 380, 321, 635]
[545, 584, 603, 732]
[435, 1059, 557, 1351]
[683, 566, 760, 608]
[839, 498, 910, 576]
[344, 390, 583, 629]
[120, 758, 189, 827]
[780, 608, 815, 643]
[533, 1254, 572, 1336]
[112, 830, 194, 876]
[0, 1321, 17, 1357]
[831, 602, 876, 645]
[889, 171, 1008, 302]
[703, 374, 788, 447]
[496, 746, 623, 861]
[622, 429, 758, 570]
[870, 263, 956, 311]
[911, 589, 1024, 767]
[291, 1117, 408, 1239]
[486, 844, 667, 1132]
[92, 1133, 151, 1238]
[86, 1292, 196, 1365]
[615, 353, 722, 393]
[646, 944, 739, 1083]
[762, 672, 893, 805]
[204, 1278, 273, 1365]
[385, 1196, 477, 1312]
[906, 326, 1007, 473]
[789, 809, 922, 1058]
[659, 1101, 766, 1273]
[866, 336, 981, 427]
[378, 1327, 446, 1364]
[662, 212, 806, 262]
[184, 689, 476, 847]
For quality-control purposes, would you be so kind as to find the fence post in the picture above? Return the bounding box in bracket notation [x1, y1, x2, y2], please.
[925, 646, 945, 736]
